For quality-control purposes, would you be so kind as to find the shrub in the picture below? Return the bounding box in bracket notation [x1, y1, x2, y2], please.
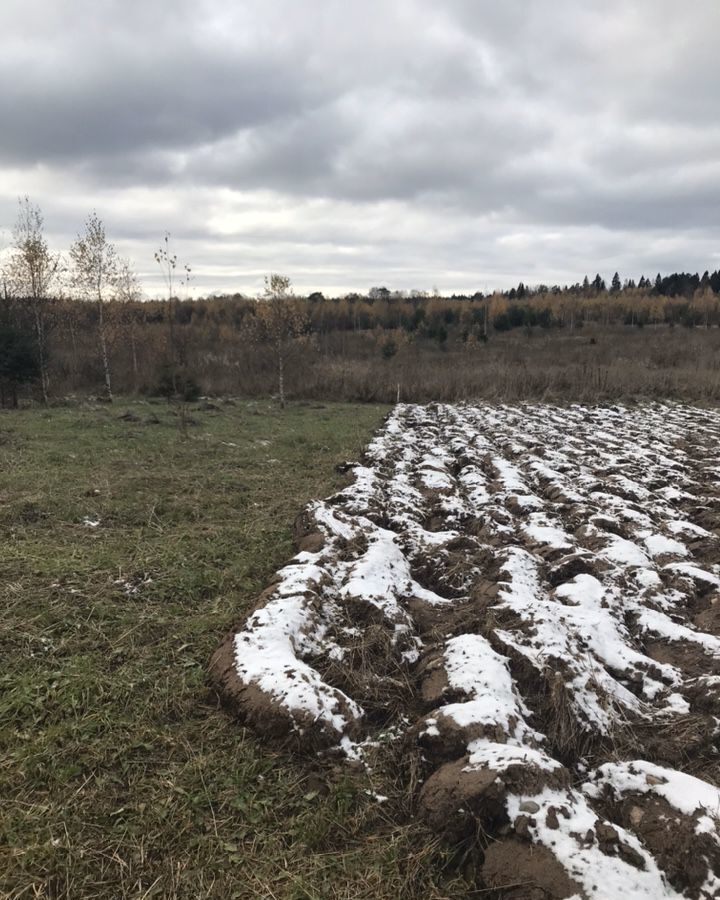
[154, 364, 201, 402]
[0, 323, 39, 407]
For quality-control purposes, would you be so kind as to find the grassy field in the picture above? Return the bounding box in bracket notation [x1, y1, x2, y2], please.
[0, 399, 477, 900]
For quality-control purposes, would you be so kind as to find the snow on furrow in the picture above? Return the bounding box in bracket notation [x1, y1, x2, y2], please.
[493, 549, 652, 731]
[419, 633, 542, 748]
[504, 788, 686, 899]
[585, 761, 720, 836]
[233, 593, 361, 736]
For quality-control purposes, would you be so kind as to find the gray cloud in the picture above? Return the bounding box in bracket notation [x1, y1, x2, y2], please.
[1, 0, 719, 294]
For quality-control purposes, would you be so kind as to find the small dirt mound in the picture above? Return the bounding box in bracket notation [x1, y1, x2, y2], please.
[418, 751, 567, 838]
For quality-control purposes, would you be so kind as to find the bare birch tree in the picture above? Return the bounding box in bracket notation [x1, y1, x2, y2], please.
[70, 212, 118, 401]
[255, 274, 307, 408]
[115, 258, 143, 392]
[5, 197, 60, 403]
[154, 233, 190, 396]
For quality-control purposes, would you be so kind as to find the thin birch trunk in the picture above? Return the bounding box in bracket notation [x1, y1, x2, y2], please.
[278, 338, 285, 409]
[130, 322, 139, 393]
[33, 301, 49, 404]
[98, 299, 112, 401]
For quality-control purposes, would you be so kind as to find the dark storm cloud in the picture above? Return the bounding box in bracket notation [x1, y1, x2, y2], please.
[0, 5, 326, 164]
[0, 56, 318, 163]
[1, 0, 719, 293]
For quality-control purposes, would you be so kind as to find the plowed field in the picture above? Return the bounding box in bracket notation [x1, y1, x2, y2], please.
[212, 403, 720, 899]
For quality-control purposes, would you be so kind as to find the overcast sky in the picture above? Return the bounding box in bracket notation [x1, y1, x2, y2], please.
[1, 0, 719, 297]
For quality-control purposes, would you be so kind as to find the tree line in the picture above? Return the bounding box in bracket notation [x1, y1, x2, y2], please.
[2, 197, 720, 407]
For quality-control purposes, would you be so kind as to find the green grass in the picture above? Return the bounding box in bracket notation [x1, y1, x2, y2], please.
[0, 399, 471, 899]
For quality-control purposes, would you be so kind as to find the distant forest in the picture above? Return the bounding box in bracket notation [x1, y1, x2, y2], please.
[4, 270, 720, 407]
[2, 198, 720, 406]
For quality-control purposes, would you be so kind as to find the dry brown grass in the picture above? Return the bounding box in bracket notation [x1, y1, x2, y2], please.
[26, 321, 720, 406]
[298, 325, 720, 404]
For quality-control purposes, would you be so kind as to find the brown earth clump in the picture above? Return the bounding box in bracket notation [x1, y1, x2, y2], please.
[292, 507, 326, 552]
[547, 551, 604, 586]
[603, 794, 720, 899]
[644, 639, 720, 679]
[413, 713, 520, 766]
[693, 599, 720, 635]
[482, 840, 583, 900]
[418, 756, 568, 838]
[684, 675, 720, 716]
